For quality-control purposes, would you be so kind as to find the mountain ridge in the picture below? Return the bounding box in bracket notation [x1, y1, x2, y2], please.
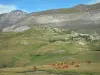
[0, 10, 27, 30]
[0, 3, 100, 33]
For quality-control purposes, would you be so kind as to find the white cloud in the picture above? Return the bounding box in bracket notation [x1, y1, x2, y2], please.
[0, 4, 17, 14]
[88, 0, 100, 5]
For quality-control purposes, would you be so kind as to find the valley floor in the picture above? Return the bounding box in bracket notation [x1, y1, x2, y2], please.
[0, 63, 100, 75]
[0, 27, 100, 75]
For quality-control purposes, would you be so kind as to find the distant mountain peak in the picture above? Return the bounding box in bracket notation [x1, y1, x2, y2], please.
[74, 4, 89, 8]
[11, 10, 26, 12]
[76, 4, 87, 6]
[10, 10, 27, 15]
[0, 10, 28, 30]
[72, 4, 91, 11]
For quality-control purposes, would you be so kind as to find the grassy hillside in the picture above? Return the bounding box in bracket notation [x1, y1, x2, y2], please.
[0, 26, 100, 68]
[0, 26, 100, 75]
[32, 3, 100, 15]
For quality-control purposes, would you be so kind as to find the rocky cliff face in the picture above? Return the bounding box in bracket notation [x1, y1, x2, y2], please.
[0, 10, 27, 30]
[1, 3, 100, 33]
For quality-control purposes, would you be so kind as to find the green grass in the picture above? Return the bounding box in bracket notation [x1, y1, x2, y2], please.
[74, 51, 100, 62]
[0, 27, 100, 75]
[0, 63, 100, 75]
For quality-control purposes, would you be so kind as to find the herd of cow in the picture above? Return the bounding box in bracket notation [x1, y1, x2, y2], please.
[32, 60, 91, 71]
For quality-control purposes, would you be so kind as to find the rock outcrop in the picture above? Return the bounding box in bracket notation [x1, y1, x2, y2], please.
[0, 10, 27, 30]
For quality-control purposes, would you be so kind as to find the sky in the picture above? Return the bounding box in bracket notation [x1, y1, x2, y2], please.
[0, 0, 100, 14]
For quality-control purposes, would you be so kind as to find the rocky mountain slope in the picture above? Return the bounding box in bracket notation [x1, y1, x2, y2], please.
[0, 10, 27, 30]
[1, 3, 100, 33]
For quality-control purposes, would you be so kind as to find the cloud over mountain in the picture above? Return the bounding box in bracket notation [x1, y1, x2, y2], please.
[0, 4, 17, 14]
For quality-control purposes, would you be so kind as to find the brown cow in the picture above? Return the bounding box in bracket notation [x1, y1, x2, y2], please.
[33, 66, 37, 69]
[63, 65, 69, 69]
[75, 64, 80, 67]
[72, 61, 75, 64]
[32, 66, 37, 72]
[69, 62, 74, 65]
[87, 60, 91, 64]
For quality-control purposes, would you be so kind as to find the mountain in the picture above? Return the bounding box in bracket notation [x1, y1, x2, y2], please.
[1, 3, 100, 33]
[0, 3, 100, 74]
[0, 10, 27, 31]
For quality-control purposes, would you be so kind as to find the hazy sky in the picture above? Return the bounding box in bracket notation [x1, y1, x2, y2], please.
[0, 0, 100, 14]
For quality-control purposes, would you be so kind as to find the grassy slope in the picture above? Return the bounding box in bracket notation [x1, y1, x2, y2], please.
[0, 63, 100, 75]
[0, 27, 100, 75]
[33, 3, 100, 15]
